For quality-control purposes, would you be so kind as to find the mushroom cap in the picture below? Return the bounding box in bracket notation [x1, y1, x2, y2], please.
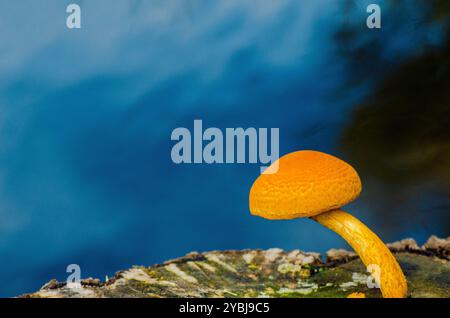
[249, 150, 362, 220]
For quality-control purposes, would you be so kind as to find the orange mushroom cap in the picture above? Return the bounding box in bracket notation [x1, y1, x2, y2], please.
[249, 150, 362, 220]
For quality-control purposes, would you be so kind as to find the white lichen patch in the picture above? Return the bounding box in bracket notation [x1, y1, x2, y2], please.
[68, 286, 98, 297]
[339, 281, 358, 290]
[121, 268, 176, 287]
[222, 289, 239, 297]
[299, 255, 316, 265]
[298, 281, 317, 288]
[121, 268, 154, 284]
[307, 252, 321, 260]
[278, 281, 318, 296]
[287, 250, 319, 265]
[43, 286, 98, 298]
[277, 263, 302, 275]
[242, 251, 257, 264]
[187, 261, 203, 272]
[287, 250, 301, 260]
[352, 272, 368, 284]
[265, 248, 283, 262]
[35, 290, 66, 298]
[205, 254, 237, 273]
[165, 264, 198, 284]
[197, 261, 217, 273]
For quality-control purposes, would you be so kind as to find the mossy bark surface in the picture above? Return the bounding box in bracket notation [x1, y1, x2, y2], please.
[21, 236, 449, 298]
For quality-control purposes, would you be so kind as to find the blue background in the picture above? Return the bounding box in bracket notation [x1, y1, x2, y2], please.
[0, 0, 448, 296]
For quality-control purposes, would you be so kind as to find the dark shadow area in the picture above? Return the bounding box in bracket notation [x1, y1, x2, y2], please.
[338, 0, 450, 233]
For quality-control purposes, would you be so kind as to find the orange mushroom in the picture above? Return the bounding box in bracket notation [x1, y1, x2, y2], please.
[249, 150, 407, 298]
[347, 292, 366, 298]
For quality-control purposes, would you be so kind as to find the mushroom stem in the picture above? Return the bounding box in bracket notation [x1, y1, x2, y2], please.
[311, 209, 407, 298]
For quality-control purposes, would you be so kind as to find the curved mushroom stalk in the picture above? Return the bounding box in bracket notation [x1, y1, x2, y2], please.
[311, 209, 407, 298]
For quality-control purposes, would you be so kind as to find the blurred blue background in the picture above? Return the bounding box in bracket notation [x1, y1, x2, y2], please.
[0, 0, 449, 296]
